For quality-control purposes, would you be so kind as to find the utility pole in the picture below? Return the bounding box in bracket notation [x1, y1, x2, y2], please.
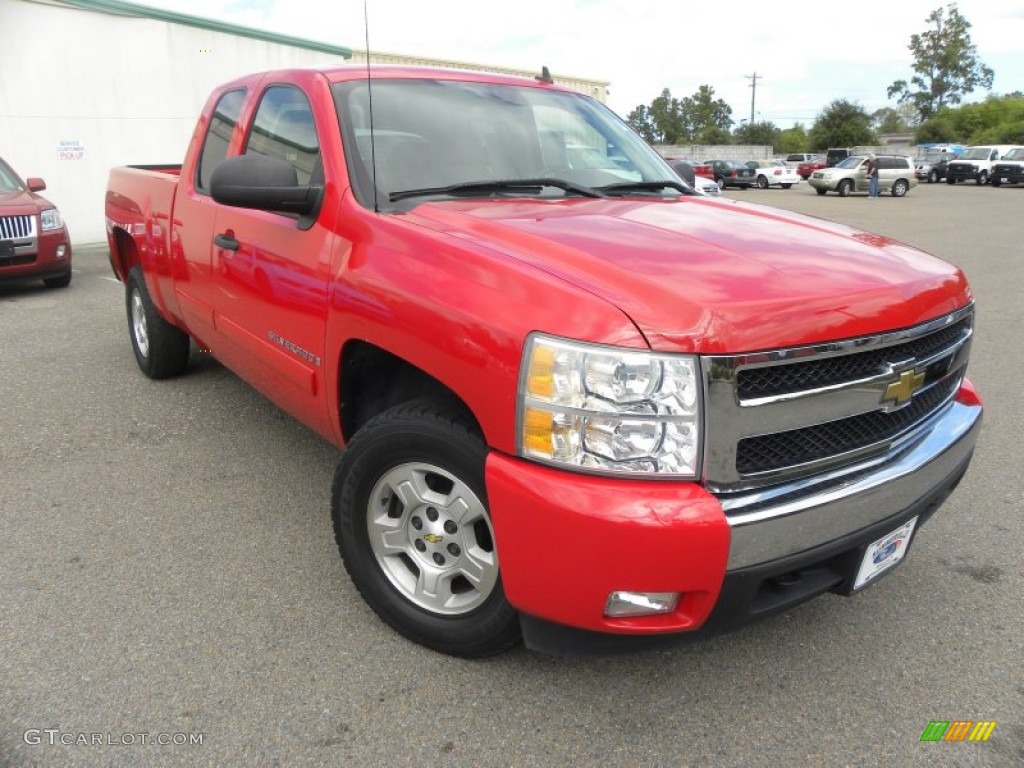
[745, 72, 763, 126]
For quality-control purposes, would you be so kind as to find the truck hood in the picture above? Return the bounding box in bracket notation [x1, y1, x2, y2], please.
[405, 196, 970, 353]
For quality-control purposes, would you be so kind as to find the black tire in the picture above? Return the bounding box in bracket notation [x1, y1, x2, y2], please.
[927, 169, 939, 184]
[716, 176, 726, 190]
[838, 179, 853, 197]
[781, 183, 792, 189]
[947, 177, 956, 185]
[126, 266, 190, 379]
[332, 400, 520, 657]
[43, 269, 71, 288]
[891, 179, 909, 197]
[976, 170, 988, 185]
[757, 175, 769, 189]
[815, 188, 827, 196]
[992, 177, 1002, 187]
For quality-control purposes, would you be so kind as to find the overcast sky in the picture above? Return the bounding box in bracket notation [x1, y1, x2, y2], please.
[145, 0, 1024, 126]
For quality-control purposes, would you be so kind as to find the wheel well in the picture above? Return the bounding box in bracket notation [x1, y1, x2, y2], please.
[338, 340, 482, 443]
[110, 227, 139, 281]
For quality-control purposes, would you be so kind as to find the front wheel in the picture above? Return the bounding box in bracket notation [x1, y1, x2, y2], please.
[837, 179, 853, 197]
[977, 170, 988, 185]
[992, 177, 1002, 187]
[815, 187, 827, 196]
[927, 169, 939, 183]
[891, 179, 909, 197]
[43, 269, 72, 288]
[332, 401, 520, 657]
[126, 267, 190, 379]
[781, 183, 792, 189]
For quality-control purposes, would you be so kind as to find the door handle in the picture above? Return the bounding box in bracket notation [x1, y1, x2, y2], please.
[214, 233, 239, 251]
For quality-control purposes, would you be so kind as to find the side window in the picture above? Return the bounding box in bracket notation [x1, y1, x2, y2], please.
[245, 85, 321, 185]
[197, 89, 246, 192]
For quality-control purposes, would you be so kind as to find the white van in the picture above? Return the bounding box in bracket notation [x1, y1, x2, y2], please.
[946, 145, 1024, 185]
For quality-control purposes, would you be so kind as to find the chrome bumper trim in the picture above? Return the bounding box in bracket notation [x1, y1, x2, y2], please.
[723, 399, 982, 570]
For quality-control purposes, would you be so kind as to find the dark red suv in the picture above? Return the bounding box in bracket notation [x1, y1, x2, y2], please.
[0, 156, 72, 288]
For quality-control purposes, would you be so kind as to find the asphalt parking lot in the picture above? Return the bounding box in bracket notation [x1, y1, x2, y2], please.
[1, 181, 1021, 767]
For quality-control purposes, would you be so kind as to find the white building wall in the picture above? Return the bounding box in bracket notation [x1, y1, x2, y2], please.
[1, 1, 354, 243]
[2, 1, 611, 245]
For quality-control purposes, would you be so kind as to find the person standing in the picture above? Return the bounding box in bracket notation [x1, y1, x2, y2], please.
[866, 154, 880, 198]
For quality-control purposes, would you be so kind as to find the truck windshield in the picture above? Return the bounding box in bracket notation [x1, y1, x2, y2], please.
[332, 78, 681, 209]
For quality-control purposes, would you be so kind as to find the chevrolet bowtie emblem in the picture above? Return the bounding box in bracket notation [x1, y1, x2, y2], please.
[882, 368, 925, 409]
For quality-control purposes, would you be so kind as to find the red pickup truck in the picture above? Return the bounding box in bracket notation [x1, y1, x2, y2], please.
[105, 66, 982, 657]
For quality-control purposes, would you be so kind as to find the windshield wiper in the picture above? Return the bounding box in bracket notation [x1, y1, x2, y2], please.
[389, 178, 606, 203]
[596, 180, 695, 196]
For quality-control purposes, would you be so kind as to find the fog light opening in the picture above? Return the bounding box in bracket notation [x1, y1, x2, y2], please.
[55, 245, 67, 258]
[604, 591, 680, 618]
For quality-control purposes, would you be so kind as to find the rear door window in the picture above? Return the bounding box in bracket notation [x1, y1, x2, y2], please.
[196, 88, 246, 193]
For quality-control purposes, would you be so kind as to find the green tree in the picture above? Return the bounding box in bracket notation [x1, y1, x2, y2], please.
[681, 85, 734, 140]
[626, 104, 656, 143]
[887, 3, 994, 121]
[733, 120, 779, 148]
[776, 124, 809, 154]
[871, 104, 917, 134]
[808, 100, 877, 149]
[649, 88, 688, 144]
[914, 115, 958, 143]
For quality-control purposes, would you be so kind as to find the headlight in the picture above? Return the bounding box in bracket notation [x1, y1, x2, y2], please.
[518, 334, 702, 477]
[40, 208, 64, 232]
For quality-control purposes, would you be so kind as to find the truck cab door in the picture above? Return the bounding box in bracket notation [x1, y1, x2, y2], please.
[210, 83, 333, 433]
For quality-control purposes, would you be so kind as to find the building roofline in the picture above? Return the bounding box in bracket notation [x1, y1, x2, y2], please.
[51, 0, 353, 58]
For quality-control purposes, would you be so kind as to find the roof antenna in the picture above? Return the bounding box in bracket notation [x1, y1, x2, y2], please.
[535, 65, 553, 84]
[364, 0, 379, 212]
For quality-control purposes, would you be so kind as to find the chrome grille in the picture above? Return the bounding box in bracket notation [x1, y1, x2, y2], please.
[0, 215, 36, 240]
[703, 306, 974, 494]
[737, 317, 971, 399]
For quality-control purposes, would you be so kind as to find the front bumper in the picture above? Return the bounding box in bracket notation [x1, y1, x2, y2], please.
[0, 227, 72, 283]
[486, 384, 982, 656]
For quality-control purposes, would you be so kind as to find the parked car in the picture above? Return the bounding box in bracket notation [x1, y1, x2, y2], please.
[808, 155, 917, 197]
[796, 156, 827, 179]
[745, 159, 800, 189]
[705, 159, 755, 189]
[825, 148, 851, 167]
[667, 160, 722, 196]
[915, 151, 958, 183]
[946, 145, 1024, 185]
[991, 147, 1024, 186]
[783, 153, 816, 167]
[0, 156, 72, 288]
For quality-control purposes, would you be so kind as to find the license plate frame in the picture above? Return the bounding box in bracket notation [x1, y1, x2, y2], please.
[853, 517, 918, 590]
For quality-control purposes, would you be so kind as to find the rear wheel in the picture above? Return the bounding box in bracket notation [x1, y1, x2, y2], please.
[927, 169, 939, 183]
[716, 177, 726, 190]
[126, 266, 190, 379]
[757, 175, 769, 189]
[947, 177, 956, 185]
[332, 400, 520, 657]
[891, 179, 909, 197]
[837, 179, 853, 197]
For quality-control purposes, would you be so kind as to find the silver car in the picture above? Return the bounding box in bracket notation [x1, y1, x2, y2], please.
[808, 155, 917, 197]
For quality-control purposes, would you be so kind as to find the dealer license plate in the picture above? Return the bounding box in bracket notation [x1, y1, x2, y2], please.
[853, 517, 918, 590]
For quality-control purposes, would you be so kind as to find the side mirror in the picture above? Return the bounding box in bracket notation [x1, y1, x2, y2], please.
[26, 177, 46, 192]
[210, 155, 317, 215]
